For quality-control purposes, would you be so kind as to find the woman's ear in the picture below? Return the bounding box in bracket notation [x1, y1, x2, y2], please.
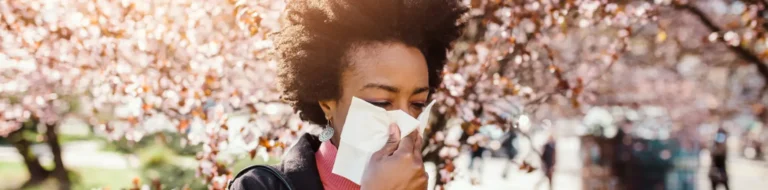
[318, 100, 338, 120]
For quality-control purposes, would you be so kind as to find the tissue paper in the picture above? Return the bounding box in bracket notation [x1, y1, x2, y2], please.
[332, 97, 435, 184]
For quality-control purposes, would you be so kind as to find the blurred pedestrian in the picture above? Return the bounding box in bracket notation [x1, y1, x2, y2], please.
[709, 127, 729, 190]
[668, 136, 700, 190]
[501, 130, 518, 179]
[745, 123, 764, 160]
[467, 133, 488, 174]
[537, 135, 556, 190]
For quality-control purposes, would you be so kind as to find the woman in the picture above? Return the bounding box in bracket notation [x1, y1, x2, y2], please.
[229, 0, 466, 189]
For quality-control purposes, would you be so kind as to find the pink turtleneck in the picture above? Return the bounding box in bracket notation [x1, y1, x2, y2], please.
[315, 141, 361, 190]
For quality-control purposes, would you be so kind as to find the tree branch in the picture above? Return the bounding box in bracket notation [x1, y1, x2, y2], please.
[677, 3, 768, 87]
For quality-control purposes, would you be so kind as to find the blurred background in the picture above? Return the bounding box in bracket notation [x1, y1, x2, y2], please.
[1, 0, 767, 189]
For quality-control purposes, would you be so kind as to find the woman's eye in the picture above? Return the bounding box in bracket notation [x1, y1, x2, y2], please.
[411, 102, 426, 109]
[368, 101, 391, 108]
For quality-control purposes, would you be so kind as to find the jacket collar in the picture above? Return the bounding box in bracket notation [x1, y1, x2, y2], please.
[276, 133, 324, 190]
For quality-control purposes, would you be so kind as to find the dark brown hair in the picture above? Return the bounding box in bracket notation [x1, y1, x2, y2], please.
[274, 0, 467, 124]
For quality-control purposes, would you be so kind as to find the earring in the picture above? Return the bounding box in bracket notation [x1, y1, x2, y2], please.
[319, 119, 334, 142]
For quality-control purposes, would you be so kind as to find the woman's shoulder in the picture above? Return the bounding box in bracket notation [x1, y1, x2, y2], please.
[229, 134, 324, 190]
[229, 165, 292, 190]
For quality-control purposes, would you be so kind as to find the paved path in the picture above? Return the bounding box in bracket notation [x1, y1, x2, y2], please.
[442, 136, 768, 190]
[444, 136, 583, 190]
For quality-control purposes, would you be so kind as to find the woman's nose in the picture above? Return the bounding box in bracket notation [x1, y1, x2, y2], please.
[392, 101, 418, 117]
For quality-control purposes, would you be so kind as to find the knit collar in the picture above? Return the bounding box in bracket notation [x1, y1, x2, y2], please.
[314, 141, 361, 190]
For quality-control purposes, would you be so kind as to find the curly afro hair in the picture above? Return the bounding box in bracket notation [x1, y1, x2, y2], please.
[274, 0, 467, 125]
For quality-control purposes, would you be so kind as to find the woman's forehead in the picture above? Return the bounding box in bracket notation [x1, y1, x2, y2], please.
[343, 42, 429, 91]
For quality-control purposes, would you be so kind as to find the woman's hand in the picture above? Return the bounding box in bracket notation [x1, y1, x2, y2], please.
[360, 124, 427, 190]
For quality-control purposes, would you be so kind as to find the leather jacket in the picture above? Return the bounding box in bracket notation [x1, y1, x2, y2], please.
[229, 134, 325, 190]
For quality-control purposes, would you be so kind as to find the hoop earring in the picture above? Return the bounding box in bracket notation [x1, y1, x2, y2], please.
[319, 119, 334, 142]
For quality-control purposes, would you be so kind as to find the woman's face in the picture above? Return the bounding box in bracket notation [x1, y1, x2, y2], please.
[319, 42, 430, 145]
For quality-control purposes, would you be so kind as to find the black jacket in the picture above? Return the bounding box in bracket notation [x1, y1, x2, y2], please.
[229, 134, 325, 190]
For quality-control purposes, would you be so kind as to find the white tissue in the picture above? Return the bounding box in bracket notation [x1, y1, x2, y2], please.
[332, 97, 436, 184]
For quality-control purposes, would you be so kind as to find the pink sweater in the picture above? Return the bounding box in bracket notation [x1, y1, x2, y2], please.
[315, 141, 361, 190]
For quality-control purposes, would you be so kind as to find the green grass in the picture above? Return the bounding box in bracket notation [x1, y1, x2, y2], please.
[0, 136, 282, 190]
[0, 132, 95, 146]
[0, 161, 140, 190]
[0, 156, 282, 190]
[58, 134, 99, 144]
[73, 167, 139, 189]
[0, 162, 28, 188]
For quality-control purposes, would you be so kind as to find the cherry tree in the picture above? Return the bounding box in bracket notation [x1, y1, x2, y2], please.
[424, 0, 660, 187]
[2, 0, 306, 189]
[429, 0, 767, 188]
[3, 0, 768, 190]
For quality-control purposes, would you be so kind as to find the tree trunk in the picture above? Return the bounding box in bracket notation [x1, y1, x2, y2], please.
[45, 123, 70, 190]
[7, 129, 51, 188]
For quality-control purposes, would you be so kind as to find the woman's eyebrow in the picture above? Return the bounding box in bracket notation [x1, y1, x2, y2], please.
[413, 87, 429, 95]
[361, 83, 399, 93]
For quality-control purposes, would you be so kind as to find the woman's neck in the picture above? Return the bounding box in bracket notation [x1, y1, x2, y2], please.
[330, 136, 339, 148]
